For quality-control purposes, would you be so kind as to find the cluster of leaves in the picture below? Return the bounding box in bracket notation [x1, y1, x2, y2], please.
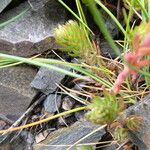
[86, 93, 120, 125]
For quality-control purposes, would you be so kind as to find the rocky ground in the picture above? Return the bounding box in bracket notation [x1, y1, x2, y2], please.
[0, 0, 150, 150]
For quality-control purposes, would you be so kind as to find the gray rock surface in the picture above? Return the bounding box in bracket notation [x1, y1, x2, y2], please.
[0, 65, 37, 97]
[0, 0, 12, 13]
[0, 85, 33, 120]
[0, 65, 37, 120]
[28, 0, 50, 11]
[125, 94, 150, 150]
[31, 66, 68, 95]
[34, 121, 106, 150]
[0, 1, 66, 56]
[44, 94, 62, 113]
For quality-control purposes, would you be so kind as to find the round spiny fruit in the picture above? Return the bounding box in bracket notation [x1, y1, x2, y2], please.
[86, 96, 120, 125]
[54, 20, 91, 57]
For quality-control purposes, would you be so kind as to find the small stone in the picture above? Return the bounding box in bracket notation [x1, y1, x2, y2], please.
[43, 94, 62, 113]
[62, 96, 76, 111]
[31, 66, 69, 95]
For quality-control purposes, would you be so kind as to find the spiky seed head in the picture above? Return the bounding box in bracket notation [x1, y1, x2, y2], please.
[54, 20, 91, 57]
[126, 115, 143, 131]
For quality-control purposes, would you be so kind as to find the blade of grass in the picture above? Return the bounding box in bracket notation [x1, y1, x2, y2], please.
[82, 0, 121, 56]
[0, 106, 86, 134]
[0, 57, 113, 75]
[136, 0, 149, 21]
[75, 0, 93, 51]
[94, 0, 126, 35]
[72, 66, 113, 88]
[58, 0, 93, 34]
[0, 53, 85, 79]
[0, 53, 113, 87]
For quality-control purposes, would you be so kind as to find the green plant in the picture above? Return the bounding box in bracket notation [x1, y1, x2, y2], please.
[0, 1, 149, 148]
[54, 20, 92, 57]
[113, 22, 150, 93]
[114, 127, 128, 142]
[86, 93, 120, 125]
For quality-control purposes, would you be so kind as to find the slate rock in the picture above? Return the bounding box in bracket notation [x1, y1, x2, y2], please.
[44, 94, 62, 113]
[31, 66, 68, 95]
[0, 86, 34, 120]
[28, 0, 50, 11]
[0, 65, 37, 120]
[125, 94, 150, 150]
[34, 121, 106, 150]
[0, 65, 37, 98]
[0, 0, 12, 13]
[0, 1, 66, 56]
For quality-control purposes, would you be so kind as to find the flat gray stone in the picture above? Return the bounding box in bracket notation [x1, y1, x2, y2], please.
[125, 94, 150, 150]
[0, 0, 12, 13]
[44, 94, 62, 113]
[0, 85, 33, 120]
[28, 0, 50, 11]
[0, 1, 66, 56]
[31, 66, 68, 95]
[0, 65, 37, 98]
[0, 65, 37, 120]
[34, 121, 106, 150]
